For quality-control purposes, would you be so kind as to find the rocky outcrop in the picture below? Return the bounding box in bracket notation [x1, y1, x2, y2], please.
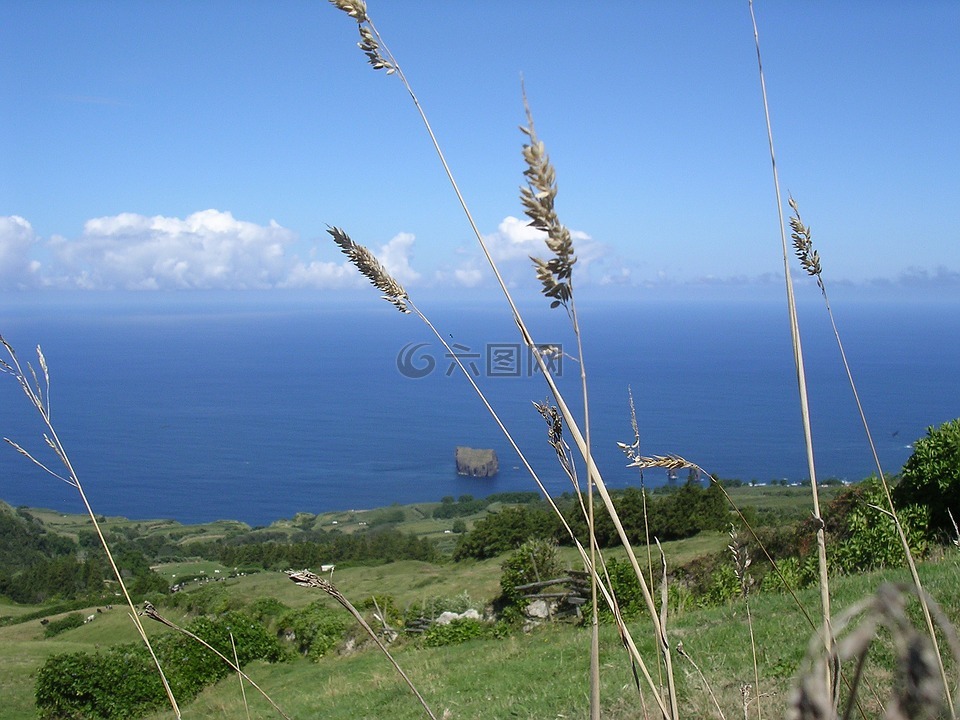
[455, 446, 499, 477]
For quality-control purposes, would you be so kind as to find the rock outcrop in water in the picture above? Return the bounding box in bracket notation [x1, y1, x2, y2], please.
[455, 446, 499, 477]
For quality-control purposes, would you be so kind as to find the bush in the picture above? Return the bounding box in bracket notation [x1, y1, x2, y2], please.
[894, 418, 960, 537]
[247, 596, 290, 624]
[35, 612, 284, 720]
[829, 478, 928, 574]
[499, 538, 561, 608]
[452, 505, 558, 560]
[567, 481, 730, 548]
[421, 618, 505, 647]
[42, 612, 85, 638]
[759, 555, 817, 594]
[278, 601, 349, 661]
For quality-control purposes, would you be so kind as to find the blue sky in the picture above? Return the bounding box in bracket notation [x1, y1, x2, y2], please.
[2, 1, 958, 298]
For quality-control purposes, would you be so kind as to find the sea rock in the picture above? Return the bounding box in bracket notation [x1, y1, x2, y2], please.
[455, 446, 499, 477]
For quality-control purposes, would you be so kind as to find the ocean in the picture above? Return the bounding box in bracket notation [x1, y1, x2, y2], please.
[1, 291, 957, 526]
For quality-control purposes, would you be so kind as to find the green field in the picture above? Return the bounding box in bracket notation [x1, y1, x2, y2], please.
[3, 554, 954, 720]
[1, 484, 951, 719]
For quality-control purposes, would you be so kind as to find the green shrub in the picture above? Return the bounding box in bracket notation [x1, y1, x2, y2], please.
[499, 538, 561, 608]
[359, 594, 402, 627]
[894, 418, 960, 536]
[36, 649, 161, 720]
[700, 565, 741, 607]
[278, 601, 348, 661]
[421, 618, 505, 647]
[759, 555, 817, 594]
[247, 596, 290, 624]
[590, 558, 646, 621]
[35, 612, 284, 720]
[42, 612, 85, 638]
[828, 477, 928, 574]
[453, 505, 558, 560]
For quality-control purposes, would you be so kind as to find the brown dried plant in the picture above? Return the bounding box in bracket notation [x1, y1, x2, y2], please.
[0, 337, 182, 718]
[288, 569, 438, 720]
[328, 226, 409, 313]
[326, 225, 671, 718]
[788, 193, 954, 714]
[748, 0, 834, 700]
[789, 197, 823, 288]
[788, 584, 960, 720]
[729, 526, 762, 720]
[328, 1, 682, 712]
[520, 96, 576, 310]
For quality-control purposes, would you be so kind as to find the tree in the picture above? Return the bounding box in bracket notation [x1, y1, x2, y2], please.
[894, 418, 960, 536]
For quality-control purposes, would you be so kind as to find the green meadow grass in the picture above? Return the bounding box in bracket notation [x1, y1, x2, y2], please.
[134, 557, 960, 720]
[3, 527, 957, 719]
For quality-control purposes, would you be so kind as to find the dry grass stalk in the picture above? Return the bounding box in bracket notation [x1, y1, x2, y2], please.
[677, 641, 726, 720]
[230, 631, 252, 720]
[322, 228, 673, 716]
[789, 193, 954, 715]
[329, 4, 683, 715]
[789, 584, 959, 720]
[328, 226, 409, 313]
[520, 93, 576, 310]
[287, 569, 439, 720]
[620, 389, 666, 694]
[748, 0, 834, 700]
[730, 527, 762, 720]
[0, 337, 182, 719]
[520, 94, 616, 720]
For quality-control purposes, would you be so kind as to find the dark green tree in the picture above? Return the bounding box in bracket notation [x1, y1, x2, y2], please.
[894, 418, 960, 536]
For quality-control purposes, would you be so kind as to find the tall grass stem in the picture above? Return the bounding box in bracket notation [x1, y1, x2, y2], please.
[747, 2, 833, 696]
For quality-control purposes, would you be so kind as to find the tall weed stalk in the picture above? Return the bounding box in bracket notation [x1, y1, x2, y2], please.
[0, 337, 182, 719]
[747, 0, 834, 700]
[788, 195, 954, 715]
[328, 2, 681, 716]
[328, 226, 673, 719]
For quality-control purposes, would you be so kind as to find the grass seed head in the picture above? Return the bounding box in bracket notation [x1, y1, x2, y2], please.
[329, 0, 367, 22]
[327, 226, 410, 313]
[788, 196, 822, 283]
[520, 99, 576, 309]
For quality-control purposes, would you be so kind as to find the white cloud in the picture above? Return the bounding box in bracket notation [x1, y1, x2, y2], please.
[0, 216, 42, 288]
[1, 211, 429, 291]
[483, 216, 548, 262]
[444, 216, 608, 288]
[454, 266, 485, 287]
[48, 210, 296, 290]
[281, 260, 362, 289]
[376, 232, 421, 285]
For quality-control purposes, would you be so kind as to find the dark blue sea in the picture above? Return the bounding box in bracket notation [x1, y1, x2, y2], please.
[1, 290, 957, 526]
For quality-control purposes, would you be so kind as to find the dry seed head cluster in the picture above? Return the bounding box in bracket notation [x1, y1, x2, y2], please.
[624, 452, 698, 473]
[788, 584, 947, 720]
[328, 0, 367, 22]
[328, 0, 396, 74]
[788, 196, 822, 284]
[357, 25, 396, 74]
[728, 527, 753, 597]
[327, 227, 410, 313]
[520, 106, 576, 309]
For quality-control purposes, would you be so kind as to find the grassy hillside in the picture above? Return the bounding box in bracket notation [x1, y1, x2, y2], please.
[0, 483, 926, 720]
[0, 556, 943, 720]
